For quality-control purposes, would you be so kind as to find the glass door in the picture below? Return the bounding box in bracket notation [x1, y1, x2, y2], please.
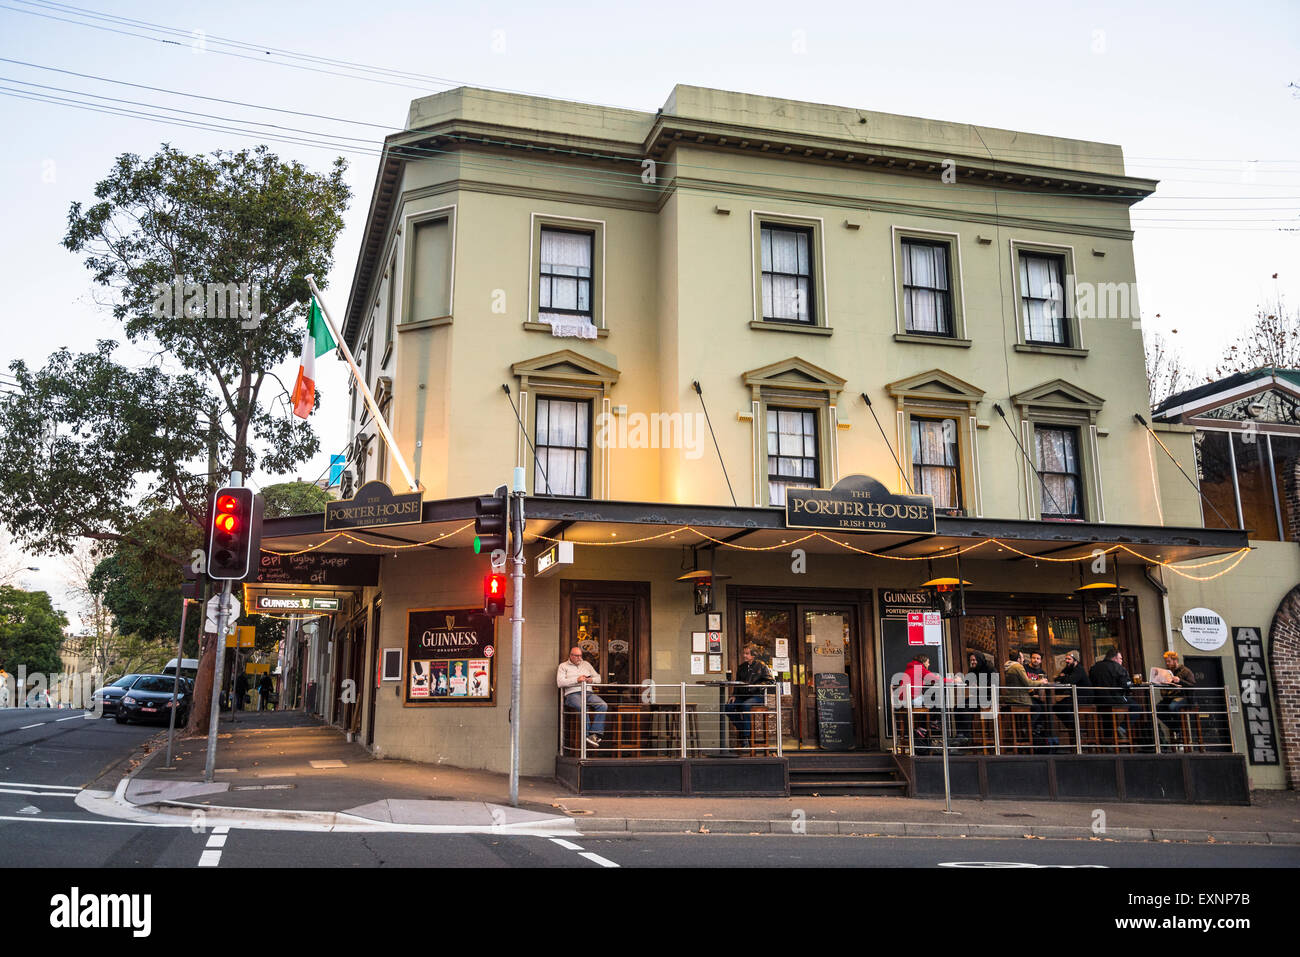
[573, 599, 635, 700]
[742, 602, 860, 750]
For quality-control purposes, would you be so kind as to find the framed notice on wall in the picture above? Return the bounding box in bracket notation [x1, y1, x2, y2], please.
[405, 608, 497, 707]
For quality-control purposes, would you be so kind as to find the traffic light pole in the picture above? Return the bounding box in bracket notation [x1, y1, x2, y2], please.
[508, 468, 526, 808]
[203, 471, 240, 783]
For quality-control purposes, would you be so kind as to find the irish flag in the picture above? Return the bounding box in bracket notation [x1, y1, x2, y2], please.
[291, 296, 336, 418]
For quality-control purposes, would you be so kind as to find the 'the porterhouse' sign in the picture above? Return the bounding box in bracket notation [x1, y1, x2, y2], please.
[786, 474, 936, 535]
[325, 480, 422, 531]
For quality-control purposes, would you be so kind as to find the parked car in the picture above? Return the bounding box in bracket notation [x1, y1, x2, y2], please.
[24, 688, 50, 708]
[90, 674, 142, 716]
[115, 674, 191, 725]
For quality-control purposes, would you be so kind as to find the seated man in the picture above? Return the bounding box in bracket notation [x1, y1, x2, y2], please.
[1003, 648, 1049, 741]
[557, 647, 607, 748]
[1051, 649, 1091, 740]
[1155, 650, 1197, 742]
[722, 644, 774, 750]
[1088, 648, 1136, 742]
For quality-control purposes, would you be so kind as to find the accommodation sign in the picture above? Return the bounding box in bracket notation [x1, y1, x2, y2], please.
[1231, 626, 1279, 765]
[786, 474, 935, 534]
[325, 480, 422, 531]
[405, 608, 496, 707]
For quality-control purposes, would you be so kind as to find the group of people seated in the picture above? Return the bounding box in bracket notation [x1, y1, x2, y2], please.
[897, 647, 1199, 751]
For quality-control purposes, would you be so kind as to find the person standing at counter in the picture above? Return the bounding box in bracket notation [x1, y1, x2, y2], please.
[722, 644, 774, 748]
[557, 647, 607, 748]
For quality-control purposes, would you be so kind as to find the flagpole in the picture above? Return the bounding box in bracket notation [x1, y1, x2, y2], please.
[306, 276, 420, 494]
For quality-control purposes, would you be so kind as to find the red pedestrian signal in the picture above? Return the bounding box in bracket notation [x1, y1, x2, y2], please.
[483, 573, 507, 617]
[207, 486, 265, 581]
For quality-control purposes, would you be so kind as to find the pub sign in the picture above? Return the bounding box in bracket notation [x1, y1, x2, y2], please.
[786, 475, 935, 535]
[325, 481, 422, 531]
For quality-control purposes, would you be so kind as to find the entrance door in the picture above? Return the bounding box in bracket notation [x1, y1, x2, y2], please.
[740, 602, 860, 750]
[560, 581, 650, 704]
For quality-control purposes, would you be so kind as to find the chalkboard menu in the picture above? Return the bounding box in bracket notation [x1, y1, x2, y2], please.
[814, 672, 853, 750]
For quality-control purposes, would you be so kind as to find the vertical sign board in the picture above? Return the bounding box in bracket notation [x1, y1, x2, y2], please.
[880, 590, 937, 738]
[1231, 626, 1279, 765]
[814, 672, 852, 751]
[405, 608, 496, 706]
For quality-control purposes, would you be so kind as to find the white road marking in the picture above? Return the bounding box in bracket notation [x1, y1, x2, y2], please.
[56, 716, 81, 722]
[18, 805, 40, 815]
[0, 781, 80, 790]
[0, 788, 79, 798]
[0, 814, 176, 828]
[19, 723, 44, 730]
[550, 838, 584, 851]
[206, 834, 227, 848]
[197, 849, 222, 867]
[579, 851, 619, 868]
[213, 826, 230, 834]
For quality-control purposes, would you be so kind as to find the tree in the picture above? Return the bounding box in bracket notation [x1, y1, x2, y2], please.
[0, 144, 351, 733]
[262, 480, 334, 518]
[1144, 330, 1192, 408]
[1214, 296, 1300, 377]
[0, 586, 68, 677]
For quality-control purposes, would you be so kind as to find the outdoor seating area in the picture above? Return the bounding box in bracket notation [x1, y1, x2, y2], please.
[892, 683, 1234, 756]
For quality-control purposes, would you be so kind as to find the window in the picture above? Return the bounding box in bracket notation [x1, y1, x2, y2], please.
[535, 397, 591, 497]
[383, 255, 397, 356]
[1035, 426, 1084, 519]
[405, 213, 453, 323]
[767, 407, 819, 506]
[901, 239, 954, 336]
[539, 228, 594, 323]
[1019, 252, 1069, 345]
[760, 225, 815, 324]
[910, 417, 961, 509]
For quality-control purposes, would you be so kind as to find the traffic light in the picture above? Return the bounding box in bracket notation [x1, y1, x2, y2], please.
[474, 485, 508, 554]
[208, 486, 265, 580]
[483, 572, 507, 616]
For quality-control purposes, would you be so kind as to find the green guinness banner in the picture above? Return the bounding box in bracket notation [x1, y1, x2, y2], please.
[786, 474, 936, 534]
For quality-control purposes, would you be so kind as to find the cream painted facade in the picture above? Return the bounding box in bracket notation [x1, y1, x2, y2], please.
[302, 85, 1274, 785]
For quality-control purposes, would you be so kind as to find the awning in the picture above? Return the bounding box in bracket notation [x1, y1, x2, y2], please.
[258, 495, 1249, 568]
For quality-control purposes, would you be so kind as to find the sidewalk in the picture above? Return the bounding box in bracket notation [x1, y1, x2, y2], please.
[114, 710, 1300, 844]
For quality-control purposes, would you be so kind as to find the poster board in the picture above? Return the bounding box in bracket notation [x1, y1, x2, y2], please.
[405, 608, 496, 707]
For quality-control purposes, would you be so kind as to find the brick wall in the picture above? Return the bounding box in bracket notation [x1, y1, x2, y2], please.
[1268, 585, 1300, 789]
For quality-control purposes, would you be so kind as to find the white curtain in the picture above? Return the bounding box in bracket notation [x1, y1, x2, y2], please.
[911, 418, 959, 508]
[903, 242, 950, 334]
[767, 409, 817, 504]
[761, 227, 811, 321]
[1020, 254, 1065, 343]
[540, 229, 592, 318]
[1036, 427, 1080, 516]
[535, 398, 590, 496]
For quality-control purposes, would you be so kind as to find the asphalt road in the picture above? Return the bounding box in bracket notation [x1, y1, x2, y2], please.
[0, 707, 1296, 872]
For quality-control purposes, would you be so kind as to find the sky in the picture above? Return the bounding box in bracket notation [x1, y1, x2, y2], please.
[0, 0, 1297, 622]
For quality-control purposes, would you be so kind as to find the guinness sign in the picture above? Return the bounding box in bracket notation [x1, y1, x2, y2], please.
[325, 480, 422, 531]
[786, 474, 935, 535]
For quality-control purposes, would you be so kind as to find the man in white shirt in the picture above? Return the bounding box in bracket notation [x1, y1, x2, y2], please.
[557, 646, 608, 748]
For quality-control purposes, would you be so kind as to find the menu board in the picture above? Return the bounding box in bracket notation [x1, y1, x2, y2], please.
[814, 672, 852, 750]
[405, 608, 496, 707]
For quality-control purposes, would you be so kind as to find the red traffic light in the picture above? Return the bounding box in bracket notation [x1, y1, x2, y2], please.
[216, 494, 239, 512]
[207, 486, 264, 581]
[483, 573, 507, 616]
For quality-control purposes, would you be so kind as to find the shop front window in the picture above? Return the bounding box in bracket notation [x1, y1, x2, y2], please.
[1195, 431, 1240, 530]
[960, 616, 997, 673]
[1045, 616, 1081, 677]
[1233, 431, 1281, 541]
[1004, 615, 1040, 660]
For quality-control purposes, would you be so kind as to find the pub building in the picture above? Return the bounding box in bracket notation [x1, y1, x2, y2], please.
[253, 85, 1270, 802]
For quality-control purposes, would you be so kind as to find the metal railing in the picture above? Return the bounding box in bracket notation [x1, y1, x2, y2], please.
[557, 682, 783, 759]
[891, 679, 1237, 757]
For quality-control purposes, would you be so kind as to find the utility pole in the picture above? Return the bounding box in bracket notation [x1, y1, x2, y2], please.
[508, 467, 526, 808]
[203, 470, 240, 783]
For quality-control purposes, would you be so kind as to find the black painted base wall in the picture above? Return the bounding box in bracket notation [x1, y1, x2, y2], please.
[555, 757, 789, 796]
[905, 753, 1250, 804]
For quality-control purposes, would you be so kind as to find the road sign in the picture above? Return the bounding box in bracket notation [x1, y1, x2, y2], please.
[204, 593, 241, 634]
[226, 625, 255, 649]
[907, 611, 942, 646]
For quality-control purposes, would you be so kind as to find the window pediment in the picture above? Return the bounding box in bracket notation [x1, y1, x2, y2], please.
[1011, 378, 1104, 419]
[886, 369, 985, 412]
[512, 348, 620, 391]
[742, 356, 846, 402]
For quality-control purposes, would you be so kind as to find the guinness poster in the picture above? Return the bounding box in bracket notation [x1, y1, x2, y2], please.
[405, 608, 496, 707]
[786, 474, 936, 535]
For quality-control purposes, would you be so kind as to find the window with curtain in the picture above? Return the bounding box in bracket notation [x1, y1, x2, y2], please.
[539, 228, 593, 323]
[767, 407, 819, 506]
[1019, 252, 1068, 345]
[910, 417, 961, 509]
[1035, 426, 1084, 519]
[902, 239, 953, 335]
[760, 225, 814, 323]
[535, 397, 591, 497]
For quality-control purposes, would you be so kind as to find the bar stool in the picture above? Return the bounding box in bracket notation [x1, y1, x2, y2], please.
[648, 703, 700, 756]
[741, 704, 775, 755]
[1096, 708, 1132, 753]
[1000, 706, 1034, 754]
[1075, 705, 1100, 752]
[1179, 710, 1207, 752]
